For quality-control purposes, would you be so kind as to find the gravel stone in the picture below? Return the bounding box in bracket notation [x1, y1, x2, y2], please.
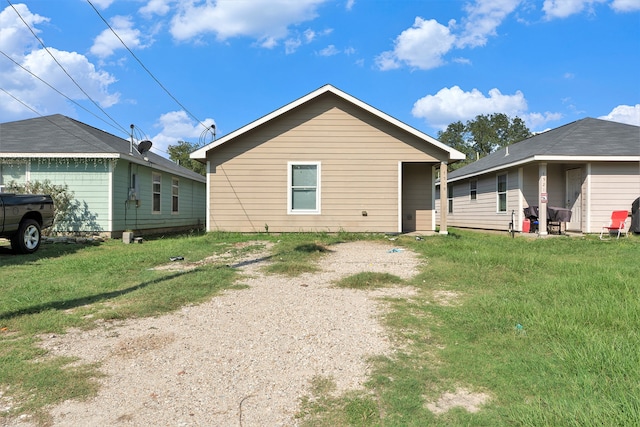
[14, 240, 420, 426]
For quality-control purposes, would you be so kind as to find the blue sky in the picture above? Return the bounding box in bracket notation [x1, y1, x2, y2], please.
[1, 0, 639, 158]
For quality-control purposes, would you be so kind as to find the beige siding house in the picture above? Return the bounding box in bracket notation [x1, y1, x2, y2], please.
[191, 85, 465, 233]
[436, 118, 640, 234]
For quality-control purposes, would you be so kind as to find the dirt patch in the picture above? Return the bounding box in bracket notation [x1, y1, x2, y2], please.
[426, 387, 490, 415]
[151, 240, 274, 272]
[112, 333, 176, 358]
[432, 290, 461, 306]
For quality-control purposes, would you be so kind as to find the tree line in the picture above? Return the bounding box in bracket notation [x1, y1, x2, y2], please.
[437, 113, 532, 170]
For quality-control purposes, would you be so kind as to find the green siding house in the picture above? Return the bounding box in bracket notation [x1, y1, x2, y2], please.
[0, 114, 206, 237]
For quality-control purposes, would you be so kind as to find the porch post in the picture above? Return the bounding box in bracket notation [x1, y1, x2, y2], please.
[538, 162, 548, 236]
[439, 161, 448, 235]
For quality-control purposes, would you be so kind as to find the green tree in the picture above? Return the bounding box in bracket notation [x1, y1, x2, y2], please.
[167, 140, 206, 176]
[438, 113, 532, 170]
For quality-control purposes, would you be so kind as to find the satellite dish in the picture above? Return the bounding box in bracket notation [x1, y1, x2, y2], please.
[137, 140, 152, 154]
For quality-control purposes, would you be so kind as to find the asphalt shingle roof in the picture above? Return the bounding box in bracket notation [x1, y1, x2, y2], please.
[0, 114, 205, 182]
[448, 117, 640, 181]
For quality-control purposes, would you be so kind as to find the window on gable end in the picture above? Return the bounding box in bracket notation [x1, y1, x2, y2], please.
[288, 162, 321, 214]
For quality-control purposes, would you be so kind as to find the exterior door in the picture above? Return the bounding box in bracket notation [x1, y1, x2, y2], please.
[566, 168, 582, 231]
[401, 163, 432, 233]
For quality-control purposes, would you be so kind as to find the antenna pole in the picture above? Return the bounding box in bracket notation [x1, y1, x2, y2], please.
[130, 124, 134, 154]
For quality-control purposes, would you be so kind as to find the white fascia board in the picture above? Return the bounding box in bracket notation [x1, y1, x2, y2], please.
[190, 87, 332, 160]
[190, 84, 466, 162]
[445, 157, 537, 184]
[0, 152, 117, 159]
[534, 155, 640, 162]
[444, 154, 640, 185]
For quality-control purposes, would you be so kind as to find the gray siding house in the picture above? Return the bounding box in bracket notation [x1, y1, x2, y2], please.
[436, 118, 640, 234]
[0, 114, 206, 237]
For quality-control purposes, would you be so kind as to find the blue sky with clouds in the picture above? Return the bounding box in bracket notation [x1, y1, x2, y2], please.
[1, 0, 639, 157]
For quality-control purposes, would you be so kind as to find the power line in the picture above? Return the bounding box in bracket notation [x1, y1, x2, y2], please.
[0, 87, 40, 117]
[0, 49, 128, 137]
[86, 0, 212, 133]
[0, 86, 132, 155]
[6, 0, 129, 137]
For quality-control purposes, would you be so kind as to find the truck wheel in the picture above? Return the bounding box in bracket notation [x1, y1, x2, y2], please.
[11, 219, 42, 254]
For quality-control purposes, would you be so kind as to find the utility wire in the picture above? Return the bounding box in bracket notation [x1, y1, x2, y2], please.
[0, 49, 128, 138]
[0, 86, 131, 155]
[86, 0, 212, 133]
[0, 87, 40, 117]
[7, 0, 130, 138]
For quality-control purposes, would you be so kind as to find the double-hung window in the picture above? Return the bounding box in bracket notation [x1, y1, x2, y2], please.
[447, 185, 454, 213]
[497, 174, 507, 212]
[172, 178, 179, 213]
[470, 180, 477, 201]
[288, 162, 320, 214]
[152, 173, 161, 213]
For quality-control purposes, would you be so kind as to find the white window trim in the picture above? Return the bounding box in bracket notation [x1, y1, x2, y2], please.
[287, 161, 321, 215]
[171, 177, 179, 214]
[497, 173, 507, 213]
[152, 172, 162, 214]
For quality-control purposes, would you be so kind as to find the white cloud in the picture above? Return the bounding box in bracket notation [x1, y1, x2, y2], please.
[23, 48, 119, 107]
[376, 1, 520, 70]
[521, 111, 564, 130]
[346, 0, 356, 11]
[0, 5, 120, 121]
[0, 3, 48, 57]
[90, 15, 149, 58]
[91, 0, 116, 9]
[375, 17, 455, 70]
[284, 38, 302, 54]
[377, 0, 639, 72]
[543, 0, 606, 19]
[412, 86, 560, 131]
[599, 104, 640, 126]
[284, 27, 332, 54]
[140, 0, 173, 17]
[543, 0, 640, 17]
[611, 0, 640, 11]
[169, 0, 328, 47]
[150, 110, 216, 156]
[456, 0, 522, 48]
[318, 44, 340, 56]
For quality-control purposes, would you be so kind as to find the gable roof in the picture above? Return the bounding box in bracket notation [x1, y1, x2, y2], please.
[0, 114, 205, 182]
[191, 84, 465, 162]
[448, 117, 640, 183]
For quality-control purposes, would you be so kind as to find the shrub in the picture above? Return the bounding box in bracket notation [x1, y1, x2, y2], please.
[5, 180, 75, 234]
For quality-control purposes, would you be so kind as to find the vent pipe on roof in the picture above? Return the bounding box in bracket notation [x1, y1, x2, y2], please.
[130, 124, 134, 154]
[505, 146, 509, 156]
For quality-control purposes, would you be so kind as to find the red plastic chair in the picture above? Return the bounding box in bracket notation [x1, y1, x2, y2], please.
[600, 210, 629, 240]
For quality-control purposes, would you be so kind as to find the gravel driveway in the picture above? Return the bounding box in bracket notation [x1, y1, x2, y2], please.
[15, 240, 421, 426]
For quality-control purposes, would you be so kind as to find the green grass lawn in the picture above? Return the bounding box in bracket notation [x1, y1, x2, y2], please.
[1, 230, 638, 426]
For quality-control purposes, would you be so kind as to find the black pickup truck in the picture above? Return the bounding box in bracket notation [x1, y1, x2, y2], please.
[0, 194, 55, 254]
